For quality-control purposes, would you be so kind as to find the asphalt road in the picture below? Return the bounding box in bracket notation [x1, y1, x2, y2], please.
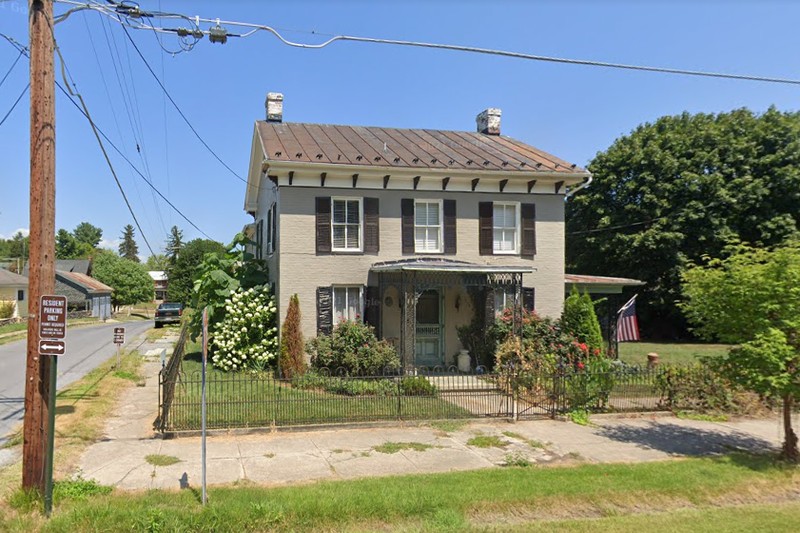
[0, 320, 152, 445]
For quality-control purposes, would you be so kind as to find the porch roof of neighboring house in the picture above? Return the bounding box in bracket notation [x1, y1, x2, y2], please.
[148, 271, 167, 282]
[371, 258, 534, 274]
[564, 274, 645, 294]
[0, 269, 28, 287]
[255, 122, 588, 175]
[57, 271, 112, 295]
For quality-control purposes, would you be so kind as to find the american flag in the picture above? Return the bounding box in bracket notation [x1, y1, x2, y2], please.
[615, 295, 640, 342]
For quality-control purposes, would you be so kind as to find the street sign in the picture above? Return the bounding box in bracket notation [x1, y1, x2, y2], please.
[39, 295, 67, 340]
[38, 340, 65, 356]
[113, 327, 125, 345]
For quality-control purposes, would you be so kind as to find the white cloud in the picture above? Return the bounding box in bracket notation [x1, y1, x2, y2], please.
[98, 238, 121, 251]
[0, 227, 29, 239]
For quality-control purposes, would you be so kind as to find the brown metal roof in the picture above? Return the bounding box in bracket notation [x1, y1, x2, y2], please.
[58, 271, 113, 294]
[256, 122, 586, 174]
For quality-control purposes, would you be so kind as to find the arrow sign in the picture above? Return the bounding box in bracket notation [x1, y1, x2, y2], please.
[39, 340, 66, 356]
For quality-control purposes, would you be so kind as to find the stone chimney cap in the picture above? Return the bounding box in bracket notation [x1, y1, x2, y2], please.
[476, 108, 501, 135]
[266, 92, 284, 122]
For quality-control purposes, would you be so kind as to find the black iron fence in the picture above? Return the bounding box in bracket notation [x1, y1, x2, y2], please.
[154, 324, 189, 431]
[156, 363, 717, 432]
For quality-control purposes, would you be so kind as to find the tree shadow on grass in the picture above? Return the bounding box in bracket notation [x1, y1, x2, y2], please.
[595, 421, 777, 462]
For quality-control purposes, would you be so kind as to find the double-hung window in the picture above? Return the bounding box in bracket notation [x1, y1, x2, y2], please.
[266, 203, 276, 255]
[493, 202, 519, 254]
[494, 287, 516, 317]
[414, 200, 443, 253]
[333, 286, 363, 322]
[332, 198, 362, 252]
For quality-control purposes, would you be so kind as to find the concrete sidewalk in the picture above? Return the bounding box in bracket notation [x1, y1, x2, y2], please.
[76, 350, 784, 491]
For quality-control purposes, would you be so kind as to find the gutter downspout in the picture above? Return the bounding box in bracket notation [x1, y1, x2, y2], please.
[564, 172, 593, 199]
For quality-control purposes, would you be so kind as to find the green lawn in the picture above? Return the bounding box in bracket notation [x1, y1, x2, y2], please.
[5, 454, 798, 532]
[167, 353, 470, 430]
[618, 342, 732, 365]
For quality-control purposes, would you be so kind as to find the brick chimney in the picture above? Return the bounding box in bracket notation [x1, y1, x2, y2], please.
[266, 92, 284, 122]
[476, 108, 501, 135]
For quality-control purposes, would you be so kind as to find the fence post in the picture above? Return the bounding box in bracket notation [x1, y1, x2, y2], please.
[512, 372, 519, 422]
[396, 371, 402, 420]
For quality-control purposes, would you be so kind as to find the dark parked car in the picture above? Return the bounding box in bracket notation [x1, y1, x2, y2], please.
[154, 302, 184, 328]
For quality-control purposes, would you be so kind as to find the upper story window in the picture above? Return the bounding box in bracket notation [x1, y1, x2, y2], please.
[414, 200, 443, 253]
[493, 202, 519, 254]
[332, 198, 362, 252]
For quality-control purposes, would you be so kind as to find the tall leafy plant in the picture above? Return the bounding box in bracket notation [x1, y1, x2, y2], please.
[189, 233, 269, 341]
[562, 287, 604, 355]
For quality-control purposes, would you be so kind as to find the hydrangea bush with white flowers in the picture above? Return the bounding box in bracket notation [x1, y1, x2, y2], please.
[210, 285, 278, 372]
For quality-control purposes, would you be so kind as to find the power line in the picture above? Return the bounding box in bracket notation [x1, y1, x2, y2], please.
[118, 24, 247, 184]
[0, 83, 28, 127]
[0, 50, 24, 89]
[59, 0, 800, 87]
[0, 30, 212, 242]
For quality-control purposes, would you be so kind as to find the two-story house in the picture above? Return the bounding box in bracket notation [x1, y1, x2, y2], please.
[243, 93, 590, 368]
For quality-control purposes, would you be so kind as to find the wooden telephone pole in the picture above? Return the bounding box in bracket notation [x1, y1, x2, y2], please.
[23, 0, 56, 492]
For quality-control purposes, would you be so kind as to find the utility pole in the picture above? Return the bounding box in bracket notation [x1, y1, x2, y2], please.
[23, 0, 56, 493]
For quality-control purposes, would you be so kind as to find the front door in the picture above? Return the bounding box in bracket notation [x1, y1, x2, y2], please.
[415, 289, 443, 367]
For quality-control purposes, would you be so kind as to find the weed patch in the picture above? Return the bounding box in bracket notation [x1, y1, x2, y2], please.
[502, 431, 547, 449]
[467, 435, 509, 449]
[372, 442, 434, 454]
[677, 410, 729, 422]
[145, 454, 181, 467]
[429, 420, 469, 434]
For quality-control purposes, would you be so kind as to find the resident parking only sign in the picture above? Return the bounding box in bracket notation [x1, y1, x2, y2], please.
[113, 327, 125, 345]
[39, 295, 67, 340]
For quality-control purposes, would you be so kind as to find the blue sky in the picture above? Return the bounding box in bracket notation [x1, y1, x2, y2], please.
[1, 1, 799, 256]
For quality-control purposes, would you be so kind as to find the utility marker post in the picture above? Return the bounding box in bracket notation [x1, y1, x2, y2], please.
[201, 307, 209, 505]
[23, 0, 56, 493]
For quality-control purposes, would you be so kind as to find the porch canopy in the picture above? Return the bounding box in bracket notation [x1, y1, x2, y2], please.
[370, 258, 534, 368]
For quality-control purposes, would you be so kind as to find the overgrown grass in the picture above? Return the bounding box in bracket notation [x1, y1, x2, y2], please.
[167, 349, 471, 430]
[676, 410, 730, 423]
[618, 342, 732, 366]
[502, 431, 547, 449]
[0, 350, 143, 506]
[1, 454, 797, 531]
[429, 420, 469, 434]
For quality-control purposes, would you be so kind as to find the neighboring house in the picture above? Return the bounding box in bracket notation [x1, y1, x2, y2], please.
[56, 271, 112, 318]
[243, 93, 591, 367]
[0, 269, 28, 318]
[24, 260, 112, 318]
[148, 271, 168, 301]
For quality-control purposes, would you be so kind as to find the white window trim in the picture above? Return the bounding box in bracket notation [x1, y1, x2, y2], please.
[331, 197, 364, 253]
[492, 201, 521, 255]
[414, 199, 444, 254]
[332, 285, 364, 323]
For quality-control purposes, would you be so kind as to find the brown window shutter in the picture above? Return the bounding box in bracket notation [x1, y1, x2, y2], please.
[256, 219, 263, 260]
[363, 197, 380, 253]
[443, 199, 457, 254]
[317, 286, 333, 335]
[271, 204, 277, 253]
[523, 287, 535, 312]
[401, 198, 414, 254]
[478, 202, 493, 256]
[521, 203, 536, 257]
[363, 285, 381, 335]
[315, 197, 331, 254]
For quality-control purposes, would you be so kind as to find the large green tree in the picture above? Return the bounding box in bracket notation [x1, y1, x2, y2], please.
[165, 238, 226, 304]
[73, 222, 103, 248]
[119, 224, 140, 262]
[165, 225, 184, 263]
[92, 250, 153, 310]
[682, 242, 800, 462]
[567, 108, 800, 338]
